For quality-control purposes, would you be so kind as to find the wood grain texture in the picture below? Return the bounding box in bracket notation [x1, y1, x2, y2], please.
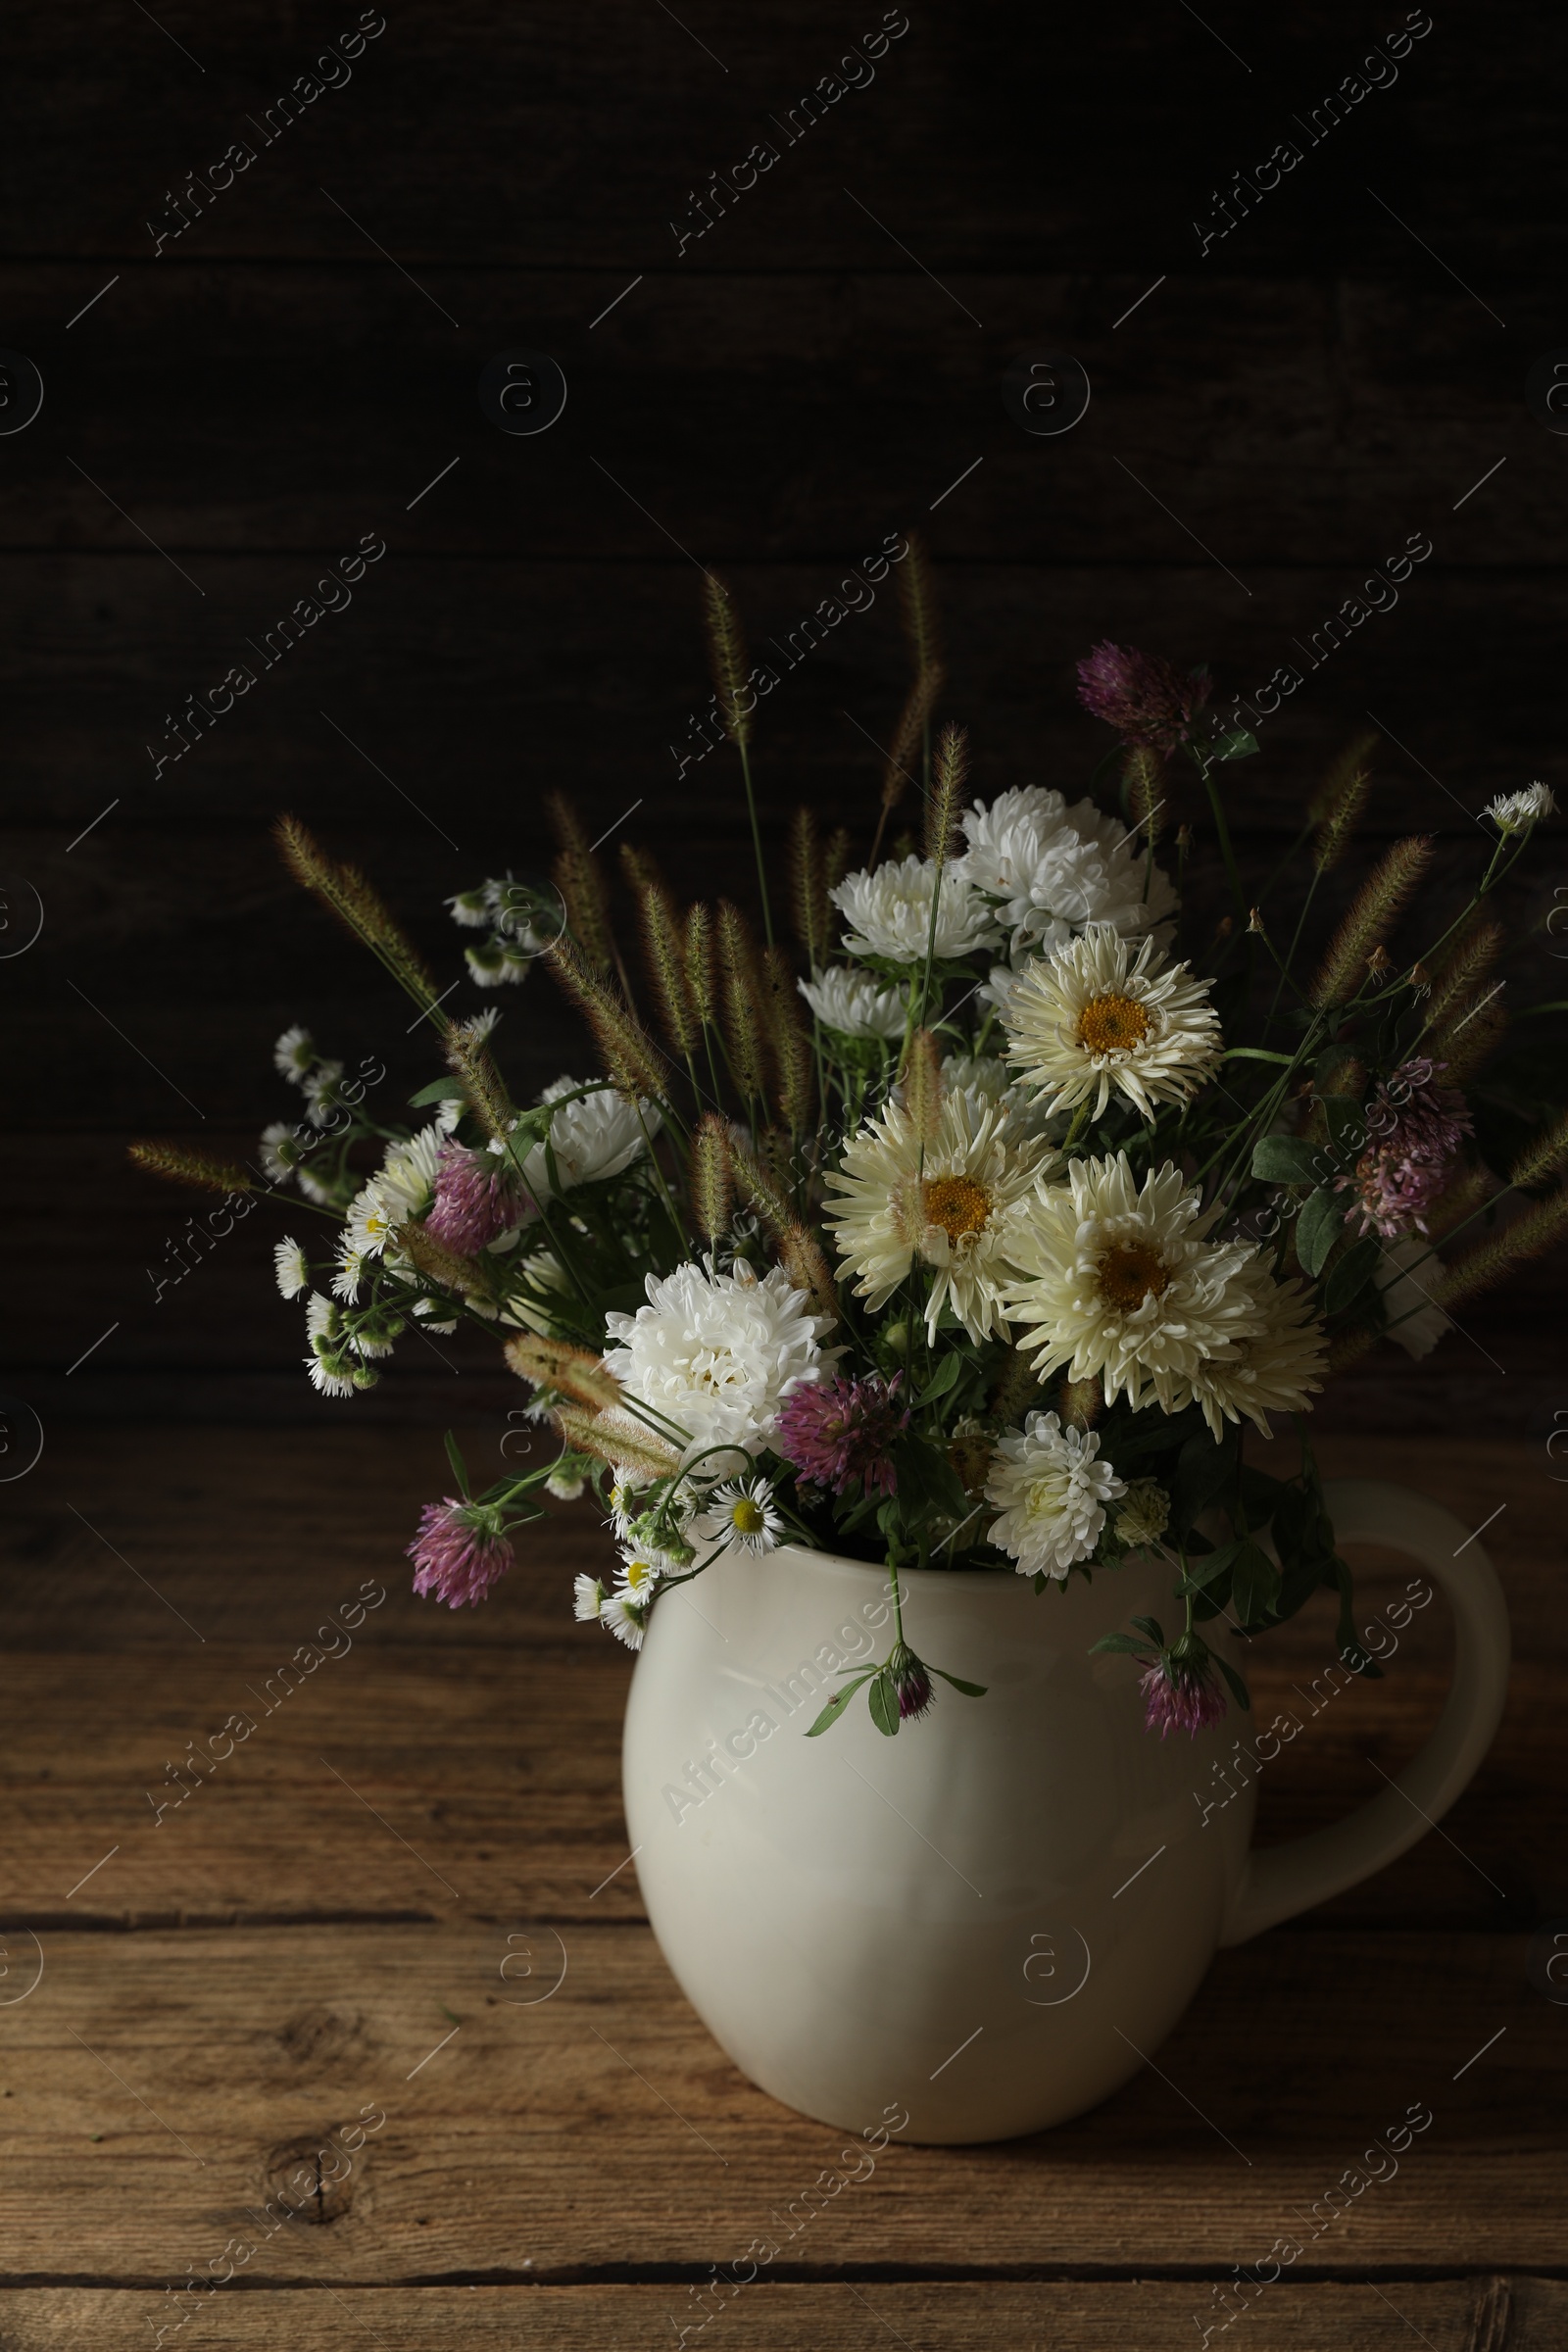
[0, 1923, 1558, 2275]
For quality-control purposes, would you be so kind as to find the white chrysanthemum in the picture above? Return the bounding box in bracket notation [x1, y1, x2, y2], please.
[798, 964, 909, 1039]
[572, 1572, 606, 1621]
[1002, 927, 1223, 1121]
[345, 1123, 446, 1259]
[518, 1078, 660, 1198]
[984, 1410, 1125, 1578]
[1484, 781, 1555, 834]
[691, 1473, 784, 1554]
[1114, 1479, 1170, 1551]
[831, 854, 1000, 964]
[1374, 1234, 1450, 1358]
[273, 1024, 316, 1083]
[1190, 1253, 1328, 1439]
[824, 1088, 1056, 1343]
[940, 1054, 1064, 1149]
[954, 786, 1178, 961]
[273, 1237, 309, 1298]
[604, 1259, 832, 1464]
[1003, 1154, 1292, 1435]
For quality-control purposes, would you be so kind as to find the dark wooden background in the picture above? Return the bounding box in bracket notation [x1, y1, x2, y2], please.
[3, 0, 1565, 1439]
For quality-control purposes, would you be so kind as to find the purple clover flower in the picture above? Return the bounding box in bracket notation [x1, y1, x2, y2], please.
[1076, 641, 1211, 753]
[774, 1371, 909, 1499]
[408, 1496, 514, 1608]
[424, 1142, 528, 1254]
[1339, 1058, 1472, 1241]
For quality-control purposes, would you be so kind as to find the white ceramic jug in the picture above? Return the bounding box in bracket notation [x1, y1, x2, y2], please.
[623, 1478, 1509, 2143]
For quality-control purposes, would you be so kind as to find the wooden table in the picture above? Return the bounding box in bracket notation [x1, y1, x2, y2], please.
[3, 1426, 1561, 2349]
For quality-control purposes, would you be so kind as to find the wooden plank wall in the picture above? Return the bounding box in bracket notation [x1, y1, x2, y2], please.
[2, 0, 1564, 1432]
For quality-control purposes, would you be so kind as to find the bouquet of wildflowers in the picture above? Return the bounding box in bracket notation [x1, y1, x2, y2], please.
[132, 549, 1568, 1741]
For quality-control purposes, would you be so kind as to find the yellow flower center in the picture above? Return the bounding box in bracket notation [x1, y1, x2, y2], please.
[625, 1558, 656, 1592]
[1098, 1241, 1169, 1311]
[921, 1173, 992, 1242]
[1077, 990, 1152, 1056]
[730, 1497, 765, 1536]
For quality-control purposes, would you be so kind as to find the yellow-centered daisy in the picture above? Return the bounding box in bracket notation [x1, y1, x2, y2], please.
[1002, 926, 1222, 1121]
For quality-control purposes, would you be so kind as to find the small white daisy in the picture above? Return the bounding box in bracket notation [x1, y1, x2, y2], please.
[331, 1236, 367, 1302]
[831, 853, 1000, 964]
[797, 964, 909, 1040]
[1484, 781, 1556, 835]
[572, 1573, 605, 1621]
[273, 1024, 316, 1083]
[448, 887, 494, 929]
[272, 1237, 309, 1299]
[600, 1585, 653, 1649]
[258, 1121, 298, 1185]
[1002, 926, 1223, 1122]
[302, 1059, 345, 1126]
[305, 1352, 356, 1398]
[983, 1410, 1126, 1578]
[549, 1466, 588, 1501]
[692, 1473, 784, 1554]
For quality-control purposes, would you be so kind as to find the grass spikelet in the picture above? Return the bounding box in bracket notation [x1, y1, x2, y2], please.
[684, 903, 717, 1026]
[777, 1218, 839, 1325]
[127, 1142, 256, 1196]
[1309, 732, 1379, 873]
[727, 1128, 793, 1238]
[896, 530, 942, 678]
[760, 945, 814, 1132]
[716, 901, 770, 1105]
[1436, 1187, 1568, 1311]
[1420, 919, 1503, 1043]
[1124, 745, 1165, 850]
[553, 1403, 681, 1481]
[690, 1113, 734, 1239]
[924, 723, 968, 865]
[703, 570, 754, 750]
[503, 1332, 622, 1411]
[274, 814, 439, 1008]
[1310, 835, 1434, 1006]
[546, 938, 668, 1101]
[788, 808, 830, 963]
[632, 874, 698, 1057]
[442, 1019, 516, 1145]
[824, 827, 854, 892]
[1427, 1163, 1497, 1237]
[901, 1026, 944, 1151]
[872, 662, 945, 862]
[1057, 1375, 1103, 1432]
[546, 790, 613, 973]
[394, 1219, 490, 1300]
[1510, 1107, 1568, 1192]
[1326, 1322, 1380, 1377]
[990, 1346, 1042, 1425]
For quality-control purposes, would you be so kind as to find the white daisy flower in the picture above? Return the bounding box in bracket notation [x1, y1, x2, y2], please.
[411, 1298, 460, 1335]
[572, 1572, 606, 1621]
[1484, 781, 1555, 834]
[984, 1410, 1126, 1578]
[448, 887, 495, 929]
[305, 1354, 357, 1397]
[458, 1005, 502, 1042]
[272, 1237, 309, 1298]
[273, 1024, 316, 1083]
[1374, 1234, 1451, 1358]
[1002, 1154, 1292, 1435]
[519, 1079, 661, 1198]
[331, 1238, 367, 1303]
[259, 1121, 298, 1185]
[549, 1466, 588, 1501]
[691, 1473, 784, 1554]
[954, 785, 1178, 963]
[616, 1550, 664, 1604]
[831, 853, 1000, 964]
[345, 1123, 447, 1260]
[600, 1587, 653, 1649]
[305, 1292, 338, 1346]
[604, 1259, 833, 1465]
[797, 964, 909, 1040]
[1002, 927, 1223, 1121]
[302, 1059, 345, 1126]
[824, 1087, 1055, 1343]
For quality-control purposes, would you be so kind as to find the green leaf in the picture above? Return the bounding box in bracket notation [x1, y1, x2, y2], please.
[1238, 1465, 1289, 1531]
[1129, 1615, 1166, 1644]
[1213, 1655, 1251, 1713]
[1296, 1187, 1345, 1280]
[1178, 1537, 1244, 1594]
[1317, 1094, 1367, 1155]
[1220, 1047, 1297, 1064]
[867, 1671, 901, 1737]
[914, 1352, 963, 1410]
[1211, 727, 1260, 762]
[443, 1430, 471, 1499]
[1090, 1631, 1157, 1657]
[410, 1078, 467, 1107]
[805, 1674, 875, 1737]
[1230, 1540, 1281, 1627]
[931, 1668, 988, 1697]
[1323, 1235, 1381, 1315]
[1251, 1135, 1330, 1187]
